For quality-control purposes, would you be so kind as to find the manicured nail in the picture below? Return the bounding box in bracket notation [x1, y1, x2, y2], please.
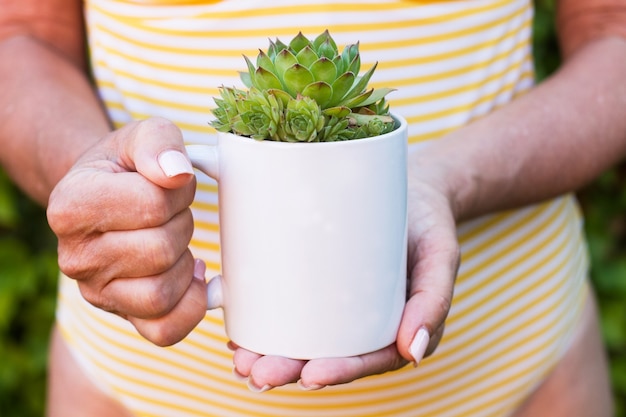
[193, 259, 206, 282]
[297, 379, 325, 391]
[409, 327, 430, 367]
[247, 378, 272, 393]
[158, 150, 194, 177]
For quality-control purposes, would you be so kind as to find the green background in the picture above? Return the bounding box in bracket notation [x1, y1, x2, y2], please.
[1, 1, 625, 415]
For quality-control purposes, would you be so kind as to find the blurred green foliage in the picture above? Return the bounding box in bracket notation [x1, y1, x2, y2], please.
[580, 167, 626, 417]
[0, 171, 58, 417]
[0, 1, 625, 416]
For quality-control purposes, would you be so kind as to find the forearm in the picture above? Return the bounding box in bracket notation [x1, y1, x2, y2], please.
[412, 35, 626, 221]
[0, 35, 111, 206]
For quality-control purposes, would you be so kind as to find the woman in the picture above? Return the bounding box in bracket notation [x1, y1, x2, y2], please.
[0, 0, 623, 415]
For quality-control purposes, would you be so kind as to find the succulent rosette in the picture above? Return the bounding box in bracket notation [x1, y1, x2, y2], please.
[210, 30, 395, 142]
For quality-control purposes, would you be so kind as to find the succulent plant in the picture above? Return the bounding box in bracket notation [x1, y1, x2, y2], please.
[210, 30, 396, 142]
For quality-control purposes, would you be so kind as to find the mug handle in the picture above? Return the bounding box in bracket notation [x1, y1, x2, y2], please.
[185, 144, 220, 180]
[185, 144, 223, 310]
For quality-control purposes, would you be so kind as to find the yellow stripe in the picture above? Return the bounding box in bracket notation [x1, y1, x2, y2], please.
[90, 0, 523, 55]
[193, 218, 219, 233]
[61, 296, 299, 415]
[388, 40, 527, 90]
[405, 76, 526, 125]
[99, 69, 532, 140]
[91, 0, 512, 34]
[196, 182, 217, 193]
[92, 22, 529, 79]
[95, 37, 527, 117]
[189, 238, 220, 252]
[64, 292, 232, 367]
[455, 200, 571, 305]
[191, 200, 218, 212]
[448, 218, 571, 340]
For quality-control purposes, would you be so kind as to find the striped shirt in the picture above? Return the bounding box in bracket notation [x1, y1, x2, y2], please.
[57, 0, 589, 416]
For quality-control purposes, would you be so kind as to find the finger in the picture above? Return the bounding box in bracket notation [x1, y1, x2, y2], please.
[48, 168, 196, 235]
[57, 208, 194, 282]
[78, 249, 195, 319]
[299, 344, 407, 389]
[397, 223, 460, 365]
[232, 347, 262, 377]
[47, 117, 196, 236]
[121, 117, 195, 190]
[247, 355, 305, 392]
[127, 271, 208, 346]
[91, 117, 195, 188]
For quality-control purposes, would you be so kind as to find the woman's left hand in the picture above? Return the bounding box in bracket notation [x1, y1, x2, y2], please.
[229, 166, 461, 392]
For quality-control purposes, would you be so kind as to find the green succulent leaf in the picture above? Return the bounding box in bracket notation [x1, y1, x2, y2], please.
[268, 88, 293, 107]
[342, 43, 360, 74]
[355, 87, 396, 108]
[301, 81, 332, 108]
[268, 38, 288, 59]
[329, 72, 356, 104]
[231, 88, 284, 140]
[210, 30, 397, 142]
[317, 40, 337, 60]
[283, 96, 324, 142]
[340, 62, 377, 102]
[309, 57, 337, 85]
[348, 52, 361, 75]
[254, 67, 283, 91]
[274, 49, 299, 81]
[282, 64, 315, 97]
[239, 71, 252, 88]
[332, 55, 346, 75]
[340, 89, 374, 108]
[312, 30, 338, 55]
[256, 50, 275, 73]
[241, 55, 257, 88]
[289, 32, 312, 54]
[318, 115, 352, 142]
[209, 86, 246, 132]
[347, 113, 395, 139]
[295, 46, 320, 69]
[322, 106, 351, 118]
[348, 113, 394, 127]
[267, 39, 278, 59]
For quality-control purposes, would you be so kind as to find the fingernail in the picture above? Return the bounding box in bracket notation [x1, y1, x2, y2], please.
[409, 327, 430, 367]
[193, 259, 206, 281]
[232, 367, 248, 382]
[158, 150, 194, 177]
[297, 379, 325, 391]
[247, 378, 272, 393]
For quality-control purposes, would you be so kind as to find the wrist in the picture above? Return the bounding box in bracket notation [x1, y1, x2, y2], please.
[408, 137, 481, 223]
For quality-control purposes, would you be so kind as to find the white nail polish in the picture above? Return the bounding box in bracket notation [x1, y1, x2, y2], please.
[247, 379, 272, 393]
[158, 150, 194, 177]
[297, 379, 324, 391]
[409, 327, 430, 366]
[193, 259, 206, 281]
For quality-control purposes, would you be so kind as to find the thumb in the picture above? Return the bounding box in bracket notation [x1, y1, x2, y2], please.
[121, 117, 195, 189]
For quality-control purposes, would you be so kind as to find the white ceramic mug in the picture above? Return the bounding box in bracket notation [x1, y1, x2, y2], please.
[186, 115, 408, 359]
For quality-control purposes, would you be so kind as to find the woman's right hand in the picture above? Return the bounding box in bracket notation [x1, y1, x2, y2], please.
[47, 117, 208, 346]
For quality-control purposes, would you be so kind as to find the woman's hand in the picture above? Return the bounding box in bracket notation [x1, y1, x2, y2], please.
[47, 117, 208, 346]
[230, 158, 460, 391]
